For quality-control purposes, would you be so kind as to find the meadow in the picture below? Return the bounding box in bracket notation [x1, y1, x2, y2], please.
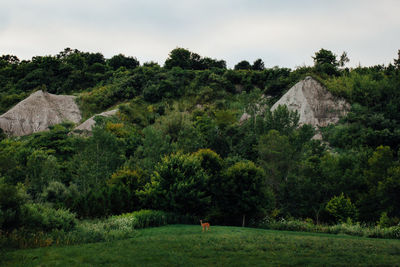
[2, 225, 400, 266]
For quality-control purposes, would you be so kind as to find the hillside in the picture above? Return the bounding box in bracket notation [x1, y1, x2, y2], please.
[1, 48, 400, 246]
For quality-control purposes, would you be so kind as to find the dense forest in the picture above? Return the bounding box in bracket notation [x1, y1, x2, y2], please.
[1, 47, 400, 235]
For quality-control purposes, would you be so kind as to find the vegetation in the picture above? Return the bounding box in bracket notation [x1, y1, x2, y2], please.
[1, 48, 400, 257]
[2, 225, 400, 266]
[0, 210, 192, 249]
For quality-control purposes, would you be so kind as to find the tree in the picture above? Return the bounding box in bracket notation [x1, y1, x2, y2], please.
[72, 127, 125, 195]
[339, 51, 350, 67]
[0, 179, 28, 231]
[164, 48, 226, 70]
[0, 55, 20, 65]
[252, 59, 265, 71]
[313, 49, 338, 66]
[377, 165, 400, 218]
[263, 105, 300, 136]
[26, 150, 60, 197]
[107, 54, 139, 70]
[140, 152, 210, 216]
[312, 48, 339, 75]
[218, 161, 275, 226]
[394, 49, 400, 69]
[258, 130, 294, 192]
[164, 48, 194, 69]
[234, 60, 252, 70]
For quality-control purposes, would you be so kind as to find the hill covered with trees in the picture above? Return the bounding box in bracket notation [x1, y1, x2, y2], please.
[1, 47, 400, 237]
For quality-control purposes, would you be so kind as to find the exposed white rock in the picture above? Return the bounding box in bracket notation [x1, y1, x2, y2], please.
[239, 113, 251, 123]
[74, 109, 118, 132]
[271, 76, 350, 127]
[0, 90, 81, 136]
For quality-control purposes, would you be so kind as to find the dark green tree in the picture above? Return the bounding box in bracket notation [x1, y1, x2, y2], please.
[140, 152, 210, 216]
[313, 48, 339, 75]
[107, 54, 139, 70]
[234, 60, 252, 70]
[218, 161, 275, 226]
[252, 59, 265, 71]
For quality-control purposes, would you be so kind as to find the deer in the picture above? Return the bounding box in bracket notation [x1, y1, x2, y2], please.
[200, 220, 210, 232]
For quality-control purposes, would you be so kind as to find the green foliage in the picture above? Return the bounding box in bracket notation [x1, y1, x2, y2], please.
[377, 212, 400, 228]
[215, 161, 275, 226]
[134, 125, 174, 171]
[259, 218, 400, 239]
[164, 48, 226, 70]
[40, 181, 80, 210]
[263, 105, 300, 135]
[107, 54, 139, 70]
[71, 127, 125, 195]
[258, 130, 294, 192]
[1, 48, 400, 228]
[141, 152, 210, 216]
[193, 149, 224, 176]
[234, 60, 252, 70]
[326, 193, 357, 223]
[0, 180, 28, 231]
[252, 59, 265, 71]
[0, 210, 191, 249]
[20, 203, 76, 232]
[313, 48, 339, 76]
[112, 210, 192, 229]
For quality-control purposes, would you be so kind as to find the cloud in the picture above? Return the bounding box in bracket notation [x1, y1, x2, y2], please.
[0, 0, 399, 68]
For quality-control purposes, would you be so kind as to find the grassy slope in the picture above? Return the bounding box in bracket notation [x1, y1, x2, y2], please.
[2, 225, 400, 266]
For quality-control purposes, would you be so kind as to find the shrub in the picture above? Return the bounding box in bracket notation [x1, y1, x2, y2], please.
[325, 193, 357, 223]
[0, 209, 193, 249]
[41, 181, 80, 210]
[0, 180, 29, 231]
[113, 210, 191, 229]
[258, 217, 400, 240]
[20, 203, 76, 232]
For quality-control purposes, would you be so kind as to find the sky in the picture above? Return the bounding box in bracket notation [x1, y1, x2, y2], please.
[0, 0, 399, 68]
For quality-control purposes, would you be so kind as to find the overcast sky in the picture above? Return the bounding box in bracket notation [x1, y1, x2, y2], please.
[1, 0, 399, 68]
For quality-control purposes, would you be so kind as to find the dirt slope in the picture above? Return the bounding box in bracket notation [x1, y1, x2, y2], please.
[0, 90, 81, 136]
[271, 76, 350, 127]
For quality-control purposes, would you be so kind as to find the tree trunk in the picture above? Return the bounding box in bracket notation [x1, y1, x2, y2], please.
[242, 214, 246, 227]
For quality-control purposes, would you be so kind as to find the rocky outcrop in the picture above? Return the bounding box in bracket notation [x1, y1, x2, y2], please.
[74, 109, 118, 132]
[271, 76, 350, 127]
[0, 90, 81, 136]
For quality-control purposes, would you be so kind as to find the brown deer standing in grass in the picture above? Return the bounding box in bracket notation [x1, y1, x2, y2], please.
[200, 220, 210, 232]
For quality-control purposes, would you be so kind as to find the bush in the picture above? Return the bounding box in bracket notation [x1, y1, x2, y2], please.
[113, 210, 191, 229]
[0, 180, 29, 231]
[325, 193, 357, 223]
[41, 181, 80, 210]
[20, 203, 76, 232]
[0, 209, 193, 249]
[258, 217, 400, 240]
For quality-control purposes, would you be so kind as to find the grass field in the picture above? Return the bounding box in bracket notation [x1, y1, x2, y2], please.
[2, 225, 400, 266]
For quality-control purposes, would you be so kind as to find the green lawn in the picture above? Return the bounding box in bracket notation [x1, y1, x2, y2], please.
[2, 225, 400, 266]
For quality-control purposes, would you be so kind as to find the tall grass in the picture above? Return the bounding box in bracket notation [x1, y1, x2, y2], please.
[1, 210, 194, 249]
[258, 218, 400, 239]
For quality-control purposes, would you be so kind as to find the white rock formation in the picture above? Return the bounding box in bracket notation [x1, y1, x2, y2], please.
[0, 90, 81, 136]
[271, 76, 350, 127]
[74, 109, 118, 132]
